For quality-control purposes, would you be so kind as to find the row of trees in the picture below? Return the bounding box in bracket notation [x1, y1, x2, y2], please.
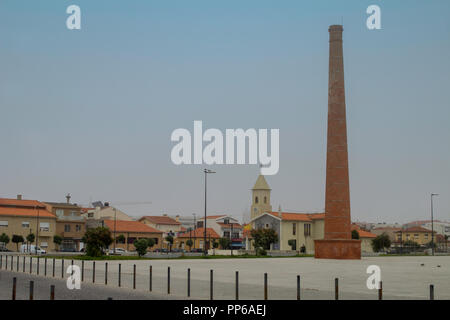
[0, 232, 64, 251]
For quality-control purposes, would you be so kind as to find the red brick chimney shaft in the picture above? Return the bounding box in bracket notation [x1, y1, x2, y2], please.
[324, 25, 351, 240]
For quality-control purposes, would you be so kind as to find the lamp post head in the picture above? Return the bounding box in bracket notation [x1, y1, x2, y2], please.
[431, 193, 439, 197]
[204, 169, 216, 174]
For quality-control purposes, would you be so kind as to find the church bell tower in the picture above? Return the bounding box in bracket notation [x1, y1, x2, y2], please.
[251, 175, 272, 220]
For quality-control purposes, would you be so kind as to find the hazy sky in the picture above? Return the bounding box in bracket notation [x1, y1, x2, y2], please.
[1, 0, 449, 224]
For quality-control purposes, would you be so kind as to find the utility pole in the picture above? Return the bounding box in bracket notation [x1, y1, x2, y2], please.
[204, 169, 215, 256]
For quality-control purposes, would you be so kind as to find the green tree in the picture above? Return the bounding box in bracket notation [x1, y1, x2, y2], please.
[26, 233, 35, 245]
[53, 235, 63, 251]
[218, 237, 231, 249]
[0, 233, 10, 247]
[371, 233, 391, 252]
[351, 230, 360, 240]
[212, 241, 219, 249]
[165, 235, 174, 252]
[12, 235, 24, 251]
[186, 239, 193, 251]
[251, 228, 278, 251]
[146, 238, 156, 250]
[82, 227, 113, 257]
[133, 239, 149, 257]
[116, 234, 125, 244]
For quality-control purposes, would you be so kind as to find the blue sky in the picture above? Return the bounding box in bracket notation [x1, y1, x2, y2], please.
[1, 0, 449, 223]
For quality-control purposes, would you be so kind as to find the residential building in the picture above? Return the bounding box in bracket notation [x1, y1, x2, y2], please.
[196, 215, 244, 249]
[394, 226, 437, 245]
[45, 197, 86, 251]
[0, 196, 57, 251]
[102, 219, 163, 252]
[138, 215, 183, 238]
[175, 227, 220, 250]
[351, 224, 377, 253]
[371, 227, 402, 243]
[82, 203, 134, 221]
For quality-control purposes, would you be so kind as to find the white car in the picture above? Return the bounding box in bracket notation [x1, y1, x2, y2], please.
[20, 244, 46, 254]
[108, 248, 126, 254]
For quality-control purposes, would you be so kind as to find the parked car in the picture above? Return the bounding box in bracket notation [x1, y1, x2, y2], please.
[108, 248, 126, 255]
[0, 247, 11, 252]
[20, 244, 46, 254]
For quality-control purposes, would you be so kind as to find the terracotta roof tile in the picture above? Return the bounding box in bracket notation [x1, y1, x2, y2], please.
[217, 222, 242, 229]
[177, 227, 220, 239]
[103, 220, 162, 233]
[0, 207, 56, 218]
[0, 198, 46, 208]
[397, 226, 435, 233]
[268, 212, 325, 222]
[139, 216, 181, 225]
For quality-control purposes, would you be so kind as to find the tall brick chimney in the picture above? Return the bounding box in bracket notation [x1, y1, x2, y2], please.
[314, 25, 361, 259]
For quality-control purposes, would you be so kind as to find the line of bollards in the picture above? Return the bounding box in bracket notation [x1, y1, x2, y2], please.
[0, 255, 441, 300]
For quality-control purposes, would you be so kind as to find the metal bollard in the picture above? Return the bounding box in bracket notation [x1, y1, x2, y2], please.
[50, 285, 55, 300]
[264, 273, 268, 300]
[149, 265, 152, 291]
[5, 255, 7, 269]
[23, 256, 25, 272]
[105, 262, 108, 285]
[297, 275, 301, 300]
[167, 266, 170, 294]
[118, 264, 121, 287]
[93, 261, 96, 283]
[61, 259, 64, 278]
[44, 258, 47, 276]
[378, 281, 383, 300]
[236, 271, 239, 300]
[12, 277, 17, 300]
[430, 284, 434, 300]
[11, 255, 13, 270]
[210, 269, 214, 300]
[52, 258, 55, 277]
[16, 255, 19, 271]
[0, 255, 2, 269]
[335, 278, 339, 300]
[133, 264, 136, 289]
[37, 257, 39, 275]
[187, 268, 191, 297]
[81, 260, 84, 282]
[29, 257, 32, 274]
[29, 281, 34, 300]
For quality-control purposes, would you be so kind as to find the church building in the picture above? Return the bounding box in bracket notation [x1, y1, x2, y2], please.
[246, 175, 325, 254]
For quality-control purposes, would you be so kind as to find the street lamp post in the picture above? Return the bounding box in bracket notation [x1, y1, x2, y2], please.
[203, 169, 215, 256]
[431, 193, 439, 256]
[113, 207, 117, 254]
[35, 206, 40, 255]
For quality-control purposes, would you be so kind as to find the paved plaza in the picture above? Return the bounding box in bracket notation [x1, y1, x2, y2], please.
[0, 255, 448, 300]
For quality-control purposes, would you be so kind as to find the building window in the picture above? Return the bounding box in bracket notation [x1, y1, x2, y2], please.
[22, 221, 30, 228]
[293, 223, 296, 235]
[255, 197, 259, 204]
[304, 224, 311, 236]
[40, 242, 48, 248]
[265, 224, 269, 229]
[64, 224, 71, 232]
[76, 225, 81, 232]
[56, 209, 64, 217]
[224, 231, 230, 238]
[264, 196, 267, 204]
[40, 222, 50, 232]
[0, 221, 8, 227]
